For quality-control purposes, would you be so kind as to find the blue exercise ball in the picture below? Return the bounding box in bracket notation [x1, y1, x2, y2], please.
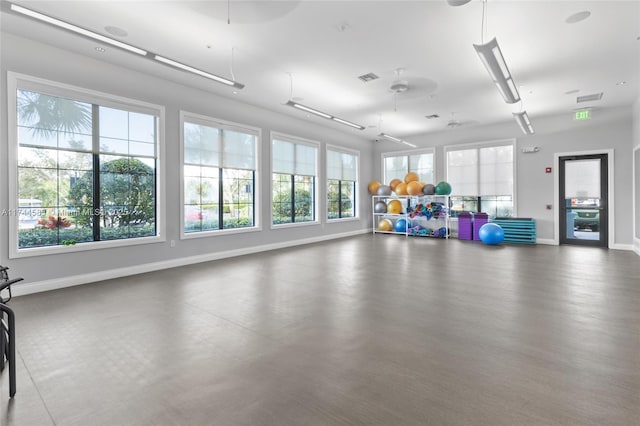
[478, 223, 504, 245]
[394, 218, 411, 232]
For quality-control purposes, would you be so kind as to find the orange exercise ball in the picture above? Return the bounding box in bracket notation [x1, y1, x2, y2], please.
[367, 180, 381, 195]
[378, 218, 394, 232]
[387, 199, 403, 214]
[407, 181, 424, 196]
[389, 178, 402, 192]
[404, 172, 419, 183]
[395, 182, 408, 195]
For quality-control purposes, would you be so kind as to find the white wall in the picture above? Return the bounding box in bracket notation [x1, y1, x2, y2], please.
[0, 33, 376, 294]
[633, 97, 640, 255]
[373, 106, 635, 247]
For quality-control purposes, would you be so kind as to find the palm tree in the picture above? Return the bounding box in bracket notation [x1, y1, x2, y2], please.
[18, 90, 91, 137]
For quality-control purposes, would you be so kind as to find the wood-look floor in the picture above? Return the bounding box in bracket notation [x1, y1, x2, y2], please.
[2, 234, 639, 425]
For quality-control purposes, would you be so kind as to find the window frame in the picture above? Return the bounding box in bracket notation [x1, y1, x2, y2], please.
[326, 144, 359, 222]
[382, 148, 435, 185]
[7, 72, 166, 259]
[270, 131, 320, 229]
[444, 138, 517, 218]
[179, 111, 262, 239]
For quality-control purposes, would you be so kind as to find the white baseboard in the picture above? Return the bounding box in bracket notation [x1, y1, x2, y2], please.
[12, 229, 369, 297]
[610, 243, 634, 251]
[536, 238, 556, 245]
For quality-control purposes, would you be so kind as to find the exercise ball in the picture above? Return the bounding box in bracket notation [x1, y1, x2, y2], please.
[435, 181, 452, 195]
[394, 218, 412, 232]
[405, 172, 419, 183]
[423, 183, 436, 195]
[395, 182, 408, 195]
[407, 181, 423, 196]
[377, 184, 392, 196]
[374, 201, 387, 214]
[478, 223, 504, 245]
[389, 178, 402, 192]
[378, 218, 393, 232]
[368, 180, 381, 195]
[387, 199, 403, 214]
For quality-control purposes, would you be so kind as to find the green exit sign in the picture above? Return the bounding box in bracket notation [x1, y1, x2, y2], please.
[575, 110, 591, 121]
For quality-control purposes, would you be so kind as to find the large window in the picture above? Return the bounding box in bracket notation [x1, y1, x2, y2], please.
[182, 113, 258, 235]
[383, 150, 434, 184]
[272, 135, 318, 225]
[11, 75, 160, 255]
[327, 146, 358, 220]
[446, 142, 514, 218]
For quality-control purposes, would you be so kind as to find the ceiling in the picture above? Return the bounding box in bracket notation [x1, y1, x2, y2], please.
[2, 0, 639, 142]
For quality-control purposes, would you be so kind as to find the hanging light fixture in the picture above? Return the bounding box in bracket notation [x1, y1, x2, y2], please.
[473, 38, 520, 104]
[9, 3, 147, 56]
[513, 111, 534, 135]
[285, 101, 365, 130]
[378, 133, 416, 148]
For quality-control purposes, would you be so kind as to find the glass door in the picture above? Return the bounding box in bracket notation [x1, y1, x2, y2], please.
[559, 154, 608, 247]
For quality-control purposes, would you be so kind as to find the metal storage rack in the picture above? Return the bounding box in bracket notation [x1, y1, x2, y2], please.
[372, 195, 450, 238]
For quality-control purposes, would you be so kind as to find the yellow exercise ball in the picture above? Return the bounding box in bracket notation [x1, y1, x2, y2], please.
[395, 182, 408, 195]
[407, 181, 424, 196]
[389, 178, 402, 192]
[368, 180, 381, 195]
[387, 199, 403, 214]
[404, 172, 419, 183]
[378, 218, 394, 232]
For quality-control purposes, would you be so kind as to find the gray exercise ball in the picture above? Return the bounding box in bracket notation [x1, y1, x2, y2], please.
[374, 201, 388, 214]
[423, 183, 436, 195]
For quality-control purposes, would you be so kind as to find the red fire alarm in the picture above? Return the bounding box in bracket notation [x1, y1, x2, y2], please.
[545, 167, 552, 173]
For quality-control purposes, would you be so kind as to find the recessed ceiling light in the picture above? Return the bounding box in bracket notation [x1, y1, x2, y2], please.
[104, 25, 128, 37]
[616, 81, 627, 86]
[565, 11, 591, 24]
[95, 46, 105, 52]
[565, 89, 580, 95]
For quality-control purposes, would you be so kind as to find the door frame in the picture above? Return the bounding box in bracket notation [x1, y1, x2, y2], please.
[553, 149, 614, 247]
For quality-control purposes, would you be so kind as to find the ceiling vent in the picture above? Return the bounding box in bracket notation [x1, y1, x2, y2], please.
[425, 114, 440, 119]
[577, 92, 603, 103]
[358, 73, 379, 82]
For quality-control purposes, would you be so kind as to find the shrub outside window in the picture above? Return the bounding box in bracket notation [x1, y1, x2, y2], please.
[11, 75, 161, 256]
[327, 147, 358, 220]
[182, 114, 258, 235]
[272, 135, 318, 225]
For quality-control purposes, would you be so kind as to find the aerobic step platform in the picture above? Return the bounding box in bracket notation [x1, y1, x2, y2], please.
[492, 218, 536, 244]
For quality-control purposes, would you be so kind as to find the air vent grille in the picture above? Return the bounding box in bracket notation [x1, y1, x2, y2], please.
[358, 73, 379, 82]
[577, 92, 603, 103]
[425, 114, 440, 119]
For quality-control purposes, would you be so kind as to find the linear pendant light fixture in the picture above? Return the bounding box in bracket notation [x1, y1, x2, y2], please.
[8, 2, 245, 89]
[513, 111, 534, 135]
[473, 37, 521, 104]
[9, 3, 147, 56]
[379, 133, 417, 148]
[286, 100, 365, 130]
[154, 55, 244, 89]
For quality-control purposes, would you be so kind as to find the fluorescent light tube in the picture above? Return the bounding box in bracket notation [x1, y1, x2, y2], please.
[331, 117, 365, 130]
[401, 141, 417, 148]
[286, 101, 332, 119]
[513, 111, 534, 135]
[286, 101, 365, 130]
[154, 55, 244, 89]
[380, 133, 402, 143]
[473, 38, 521, 104]
[10, 3, 148, 56]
